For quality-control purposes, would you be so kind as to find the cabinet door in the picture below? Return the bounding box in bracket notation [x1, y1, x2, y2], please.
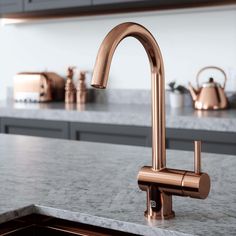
[24, 0, 92, 11]
[1, 118, 69, 139]
[70, 122, 151, 147]
[0, 0, 23, 14]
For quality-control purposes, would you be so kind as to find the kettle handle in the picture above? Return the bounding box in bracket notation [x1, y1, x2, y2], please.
[196, 66, 227, 89]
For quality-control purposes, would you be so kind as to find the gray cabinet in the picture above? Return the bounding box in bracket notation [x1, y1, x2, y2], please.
[1, 0, 234, 18]
[70, 123, 236, 155]
[70, 122, 151, 147]
[0, 0, 23, 14]
[1, 118, 69, 139]
[1, 117, 235, 155]
[92, 0, 231, 7]
[24, 0, 92, 11]
[166, 128, 236, 155]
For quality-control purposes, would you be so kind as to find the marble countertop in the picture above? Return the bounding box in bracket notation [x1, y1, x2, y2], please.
[0, 101, 236, 132]
[0, 134, 235, 235]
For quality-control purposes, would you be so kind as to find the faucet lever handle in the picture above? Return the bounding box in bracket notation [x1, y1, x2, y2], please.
[194, 140, 201, 174]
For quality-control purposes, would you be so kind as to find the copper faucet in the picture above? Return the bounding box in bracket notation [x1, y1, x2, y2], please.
[91, 22, 210, 220]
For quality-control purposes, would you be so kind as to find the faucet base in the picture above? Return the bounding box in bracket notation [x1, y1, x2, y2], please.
[144, 210, 175, 220]
[143, 184, 175, 220]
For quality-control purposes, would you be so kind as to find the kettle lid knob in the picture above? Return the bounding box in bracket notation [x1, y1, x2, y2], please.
[209, 77, 214, 83]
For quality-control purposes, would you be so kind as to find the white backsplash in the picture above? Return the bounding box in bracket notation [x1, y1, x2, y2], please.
[0, 6, 236, 100]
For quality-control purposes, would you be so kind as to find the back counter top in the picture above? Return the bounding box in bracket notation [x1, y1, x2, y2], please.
[0, 101, 236, 132]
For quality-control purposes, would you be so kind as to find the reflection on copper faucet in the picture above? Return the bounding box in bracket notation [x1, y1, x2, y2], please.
[91, 22, 210, 220]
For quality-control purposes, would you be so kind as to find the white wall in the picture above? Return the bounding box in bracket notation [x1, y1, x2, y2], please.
[0, 6, 236, 100]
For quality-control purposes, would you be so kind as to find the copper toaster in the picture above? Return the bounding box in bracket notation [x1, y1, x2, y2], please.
[14, 72, 65, 102]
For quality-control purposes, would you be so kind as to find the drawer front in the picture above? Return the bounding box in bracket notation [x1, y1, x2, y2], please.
[1, 118, 69, 139]
[93, 0, 144, 5]
[70, 122, 151, 147]
[166, 128, 236, 155]
[24, 0, 92, 11]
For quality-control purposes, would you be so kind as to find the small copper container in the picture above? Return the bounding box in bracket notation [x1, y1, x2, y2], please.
[76, 71, 87, 104]
[65, 67, 76, 104]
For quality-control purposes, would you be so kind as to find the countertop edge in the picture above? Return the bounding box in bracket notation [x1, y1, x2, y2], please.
[0, 204, 192, 236]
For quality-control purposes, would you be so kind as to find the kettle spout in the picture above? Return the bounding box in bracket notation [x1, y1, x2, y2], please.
[188, 82, 198, 101]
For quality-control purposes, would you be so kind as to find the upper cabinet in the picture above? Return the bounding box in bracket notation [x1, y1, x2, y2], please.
[93, 0, 143, 4]
[0, 0, 23, 14]
[24, 0, 92, 12]
[0, 0, 235, 19]
[92, 0, 236, 7]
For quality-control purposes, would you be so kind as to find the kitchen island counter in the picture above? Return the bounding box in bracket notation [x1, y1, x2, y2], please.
[0, 134, 235, 235]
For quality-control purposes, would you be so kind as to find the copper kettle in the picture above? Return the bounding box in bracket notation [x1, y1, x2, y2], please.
[189, 66, 228, 110]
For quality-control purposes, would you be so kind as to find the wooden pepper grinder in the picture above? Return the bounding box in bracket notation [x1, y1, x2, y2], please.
[76, 71, 87, 104]
[65, 67, 76, 103]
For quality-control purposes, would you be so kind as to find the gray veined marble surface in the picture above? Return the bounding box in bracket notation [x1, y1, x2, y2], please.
[1, 100, 236, 132]
[0, 134, 235, 235]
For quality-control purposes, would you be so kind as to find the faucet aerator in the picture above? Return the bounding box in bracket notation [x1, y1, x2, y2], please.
[91, 84, 106, 89]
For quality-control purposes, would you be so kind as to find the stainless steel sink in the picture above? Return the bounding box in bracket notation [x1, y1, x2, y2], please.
[0, 214, 140, 236]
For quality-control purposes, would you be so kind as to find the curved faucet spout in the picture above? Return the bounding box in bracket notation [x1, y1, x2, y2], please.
[91, 22, 166, 170]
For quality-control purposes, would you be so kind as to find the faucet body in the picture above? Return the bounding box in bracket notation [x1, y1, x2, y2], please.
[91, 22, 210, 220]
[91, 22, 166, 171]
